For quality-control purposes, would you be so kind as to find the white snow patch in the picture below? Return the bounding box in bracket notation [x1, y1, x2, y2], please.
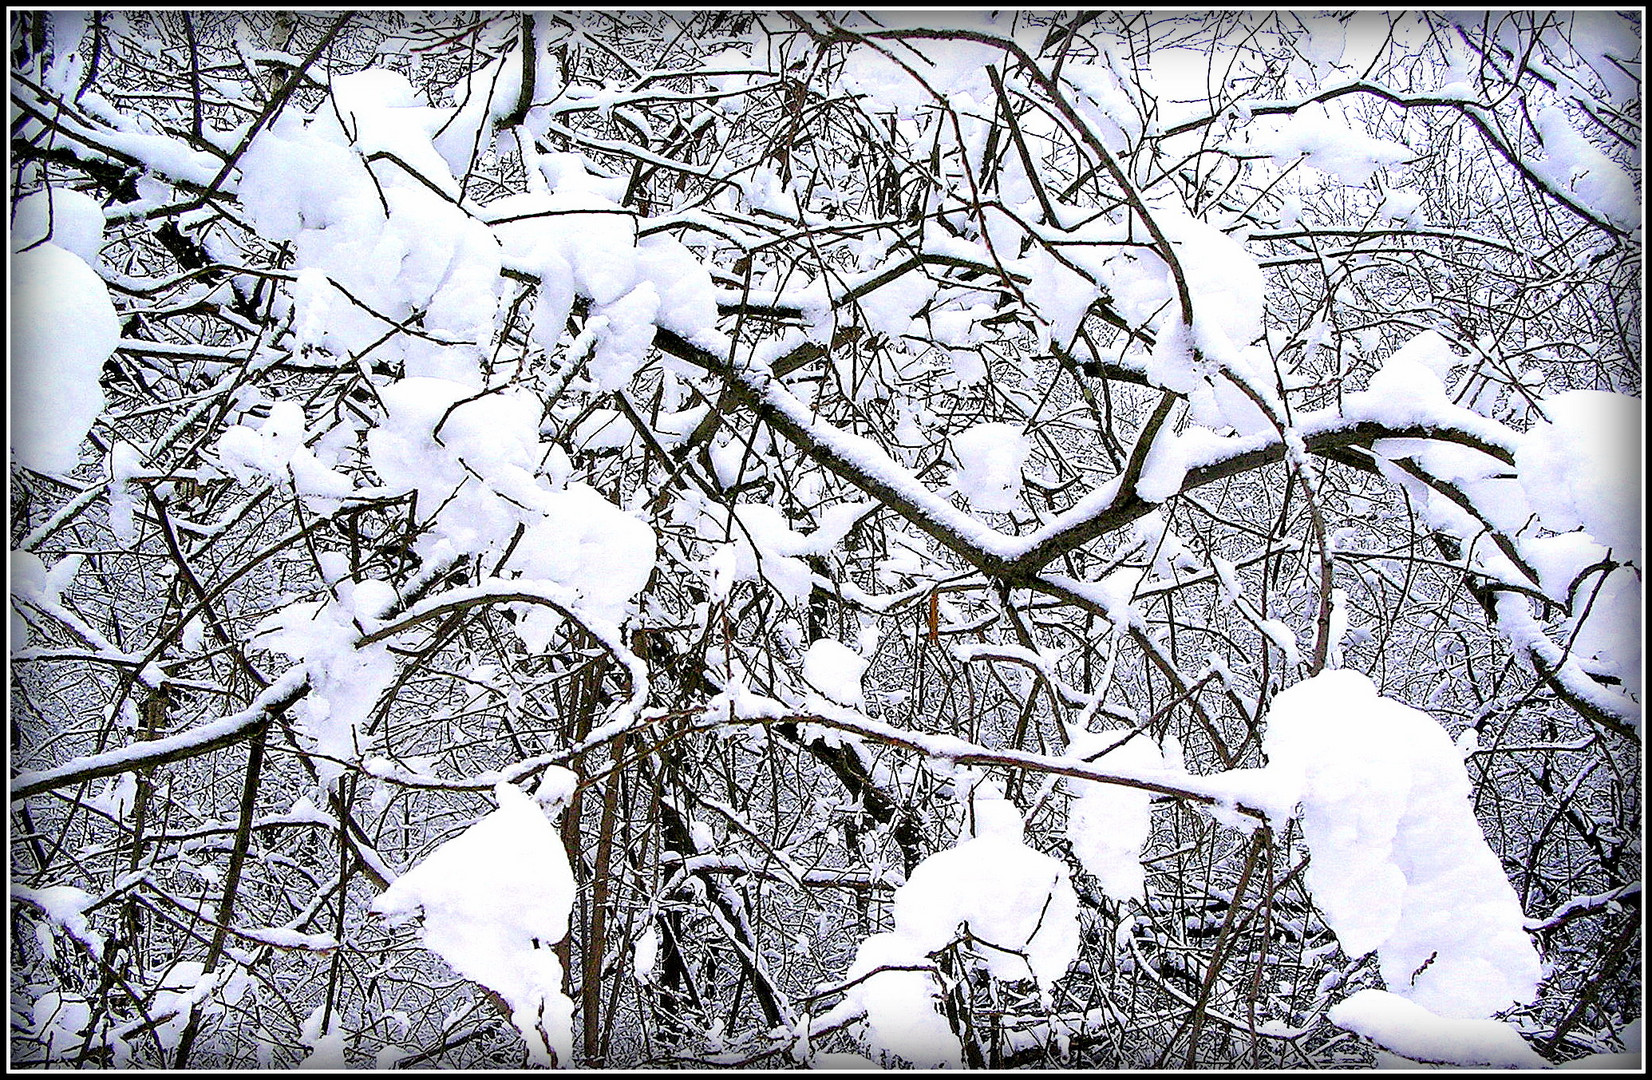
[1244, 103, 1413, 185]
[830, 779, 1079, 1067]
[12, 186, 106, 264]
[802, 638, 868, 709]
[371, 781, 577, 1066]
[10, 242, 119, 475]
[1329, 988, 1545, 1067]
[1064, 731, 1163, 903]
[1262, 670, 1543, 1018]
[1517, 389, 1641, 560]
[951, 423, 1031, 513]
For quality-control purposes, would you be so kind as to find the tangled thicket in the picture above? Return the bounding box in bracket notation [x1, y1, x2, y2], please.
[9, 10, 1641, 1069]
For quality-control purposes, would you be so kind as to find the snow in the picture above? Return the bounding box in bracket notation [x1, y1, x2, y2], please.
[10, 667, 308, 801]
[696, 500, 817, 607]
[328, 68, 459, 199]
[10, 13, 1643, 1071]
[1017, 246, 1098, 346]
[1262, 670, 1543, 1019]
[839, 932, 963, 1068]
[1134, 424, 1235, 503]
[1064, 731, 1162, 903]
[1328, 989, 1545, 1068]
[11, 884, 105, 961]
[1530, 104, 1639, 233]
[1566, 565, 1642, 699]
[507, 482, 658, 638]
[147, 960, 250, 1055]
[253, 588, 398, 791]
[371, 780, 578, 1067]
[802, 638, 869, 709]
[1063, 56, 1144, 154]
[1378, 188, 1425, 228]
[88, 771, 138, 823]
[1361, 331, 1460, 422]
[10, 549, 81, 609]
[631, 923, 659, 983]
[1517, 389, 1641, 560]
[829, 776, 1079, 1067]
[236, 90, 504, 383]
[213, 401, 356, 509]
[21, 991, 95, 1062]
[297, 1003, 349, 1069]
[367, 379, 555, 557]
[635, 234, 719, 337]
[832, 28, 1002, 120]
[1243, 103, 1414, 185]
[895, 834, 1080, 986]
[12, 186, 106, 264]
[587, 281, 662, 390]
[1493, 590, 1640, 729]
[950, 422, 1032, 513]
[106, 442, 144, 547]
[1156, 209, 1266, 351]
[10, 242, 118, 475]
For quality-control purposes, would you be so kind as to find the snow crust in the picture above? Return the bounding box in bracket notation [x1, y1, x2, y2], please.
[371, 779, 578, 1066]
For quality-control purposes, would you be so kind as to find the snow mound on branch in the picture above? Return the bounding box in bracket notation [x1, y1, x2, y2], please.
[832, 781, 1079, 1067]
[1530, 105, 1638, 233]
[1244, 103, 1414, 185]
[1566, 565, 1642, 699]
[688, 498, 866, 609]
[237, 82, 503, 384]
[950, 422, 1031, 513]
[253, 581, 398, 791]
[802, 638, 868, 709]
[371, 779, 578, 1067]
[367, 379, 561, 557]
[1064, 731, 1163, 903]
[12, 187, 106, 265]
[1262, 670, 1542, 1018]
[297, 1003, 349, 1068]
[12, 883, 105, 961]
[1017, 246, 1098, 346]
[214, 401, 355, 507]
[1517, 389, 1641, 560]
[1328, 989, 1545, 1067]
[487, 176, 717, 345]
[10, 242, 118, 476]
[832, 26, 1003, 119]
[1359, 330, 1462, 426]
[840, 931, 963, 1068]
[508, 482, 658, 645]
[895, 837, 1080, 983]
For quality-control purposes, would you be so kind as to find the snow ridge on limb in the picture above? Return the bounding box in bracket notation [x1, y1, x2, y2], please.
[653, 326, 1524, 584]
[9, 668, 309, 802]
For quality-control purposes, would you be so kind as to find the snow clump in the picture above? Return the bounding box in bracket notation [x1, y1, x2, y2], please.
[371, 778, 579, 1067]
